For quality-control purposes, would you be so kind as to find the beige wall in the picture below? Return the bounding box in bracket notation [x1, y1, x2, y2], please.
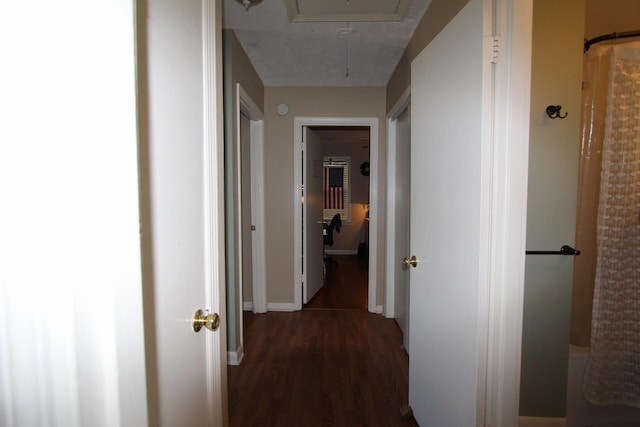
[231, 29, 262, 309]
[584, 0, 640, 40]
[386, 0, 470, 110]
[230, 31, 264, 109]
[223, 30, 264, 355]
[264, 86, 386, 305]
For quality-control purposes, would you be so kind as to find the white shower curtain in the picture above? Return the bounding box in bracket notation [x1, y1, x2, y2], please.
[583, 42, 640, 408]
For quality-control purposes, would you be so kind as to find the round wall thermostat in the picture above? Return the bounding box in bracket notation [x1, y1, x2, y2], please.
[276, 103, 289, 116]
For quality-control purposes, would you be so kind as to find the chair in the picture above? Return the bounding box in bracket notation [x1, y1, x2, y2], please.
[323, 214, 342, 266]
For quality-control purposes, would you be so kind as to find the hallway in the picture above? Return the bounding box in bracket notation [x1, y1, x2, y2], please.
[228, 310, 416, 426]
[228, 257, 415, 426]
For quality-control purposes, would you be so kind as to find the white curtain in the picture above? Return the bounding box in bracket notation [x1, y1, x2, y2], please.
[583, 42, 640, 408]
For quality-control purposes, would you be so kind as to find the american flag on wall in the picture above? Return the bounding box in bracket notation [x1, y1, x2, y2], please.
[324, 166, 344, 209]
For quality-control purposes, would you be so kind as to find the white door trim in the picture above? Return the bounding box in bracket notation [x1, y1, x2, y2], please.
[203, 1, 227, 424]
[236, 84, 267, 314]
[293, 116, 379, 312]
[384, 87, 410, 319]
[483, 0, 533, 424]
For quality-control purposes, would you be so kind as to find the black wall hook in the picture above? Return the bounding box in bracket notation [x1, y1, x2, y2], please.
[546, 105, 568, 119]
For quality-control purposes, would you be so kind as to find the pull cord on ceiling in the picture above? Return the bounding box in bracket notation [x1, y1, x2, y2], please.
[345, 0, 351, 77]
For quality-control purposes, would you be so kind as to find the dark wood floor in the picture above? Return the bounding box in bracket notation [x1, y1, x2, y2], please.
[305, 255, 369, 310]
[228, 256, 417, 426]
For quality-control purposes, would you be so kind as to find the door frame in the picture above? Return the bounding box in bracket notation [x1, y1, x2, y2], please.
[293, 116, 380, 312]
[236, 84, 267, 315]
[389, 0, 532, 423]
[202, 3, 226, 423]
[384, 87, 411, 319]
[228, 84, 266, 366]
[481, 0, 533, 423]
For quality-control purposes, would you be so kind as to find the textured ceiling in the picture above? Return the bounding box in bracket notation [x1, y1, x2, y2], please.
[222, 0, 431, 87]
[284, 0, 413, 22]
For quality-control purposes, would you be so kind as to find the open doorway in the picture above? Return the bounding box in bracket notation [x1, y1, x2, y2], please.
[303, 125, 371, 310]
[293, 117, 380, 313]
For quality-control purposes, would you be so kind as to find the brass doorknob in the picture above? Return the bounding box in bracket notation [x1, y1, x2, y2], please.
[403, 255, 418, 269]
[192, 309, 220, 333]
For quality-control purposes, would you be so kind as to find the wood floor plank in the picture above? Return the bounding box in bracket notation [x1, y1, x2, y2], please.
[305, 256, 369, 310]
[228, 310, 417, 426]
[229, 256, 417, 426]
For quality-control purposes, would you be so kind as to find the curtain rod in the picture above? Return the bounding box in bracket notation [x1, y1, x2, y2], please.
[584, 30, 640, 52]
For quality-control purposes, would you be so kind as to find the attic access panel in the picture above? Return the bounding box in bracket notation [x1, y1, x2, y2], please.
[284, 0, 412, 22]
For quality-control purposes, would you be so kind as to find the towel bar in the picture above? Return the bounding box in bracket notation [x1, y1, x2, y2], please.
[526, 245, 580, 256]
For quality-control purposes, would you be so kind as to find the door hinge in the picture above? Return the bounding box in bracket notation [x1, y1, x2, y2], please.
[485, 36, 499, 64]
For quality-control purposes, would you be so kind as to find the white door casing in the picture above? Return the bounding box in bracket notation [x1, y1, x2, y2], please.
[228, 85, 266, 365]
[237, 85, 267, 315]
[234, 111, 252, 365]
[407, 0, 533, 425]
[483, 0, 533, 423]
[294, 117, 379, 312]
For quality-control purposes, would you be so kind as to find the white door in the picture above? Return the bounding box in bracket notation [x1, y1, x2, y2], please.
[143, 0, 226, 425]
[1, 1, 149, 425]
[303, 127, 325, 303]
[408, 0, 492, 425]
[0, 0, 226, 426]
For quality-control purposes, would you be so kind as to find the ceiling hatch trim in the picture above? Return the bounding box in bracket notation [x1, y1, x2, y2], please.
[284, 0, 412, 22]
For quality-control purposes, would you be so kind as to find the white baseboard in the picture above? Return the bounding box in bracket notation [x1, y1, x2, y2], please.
[375, 305, 383, 314]
[518, 416, 566, 427]
[243, 301, 253, 311]
[267, 302, 295, 312]
[227, 344, 244, 366]
[325, 249, 358, 255]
